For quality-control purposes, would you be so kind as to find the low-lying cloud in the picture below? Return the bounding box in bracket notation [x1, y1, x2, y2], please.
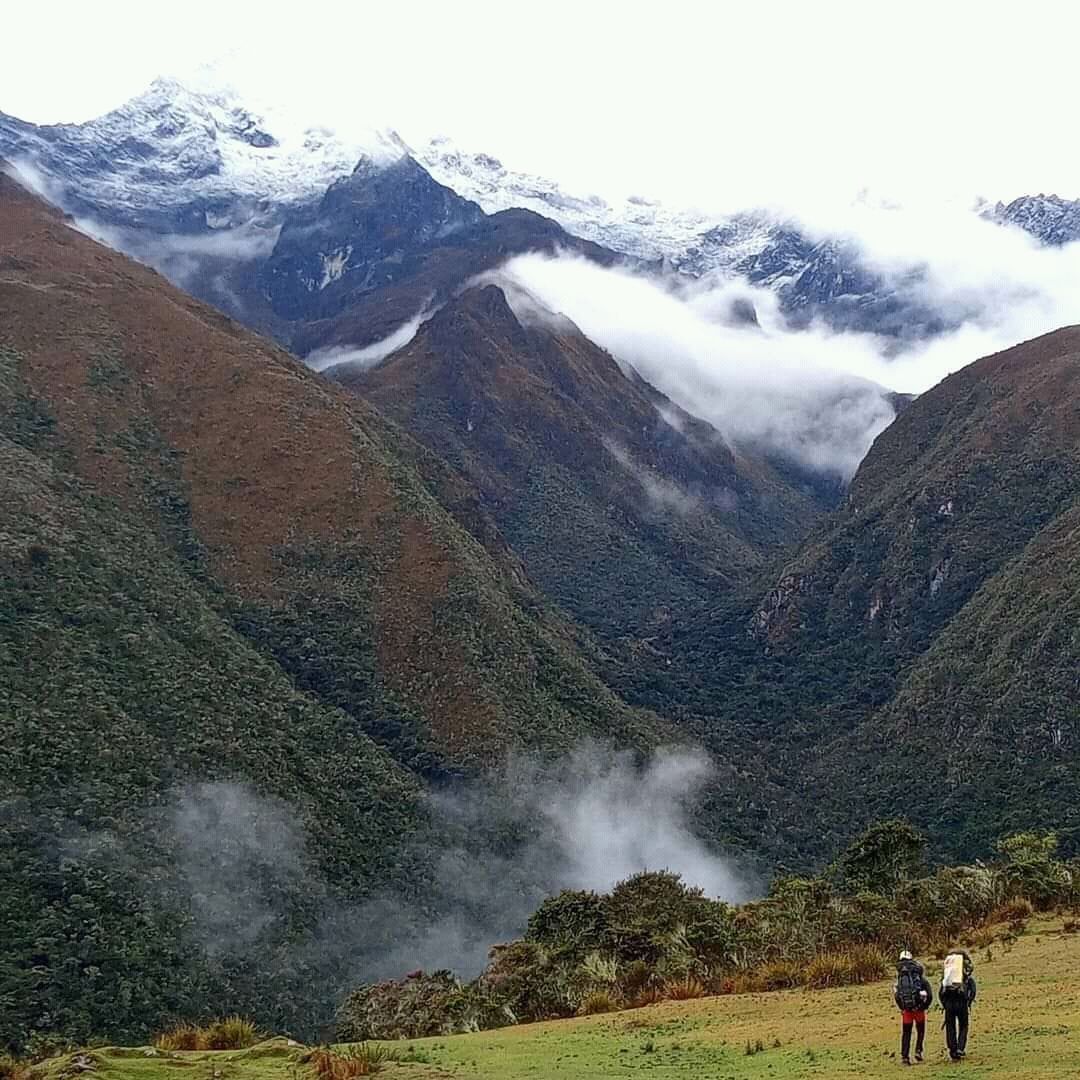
[494, 254, 897, 478]
[72, 216, 279, 288]
[490, 200, 1080, 479]
[305, 308, 433, 374]
[63, 745, 743, 1003]
[354, 744, 745, 980]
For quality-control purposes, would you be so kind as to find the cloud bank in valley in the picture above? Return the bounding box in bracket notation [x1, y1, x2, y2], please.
[492, 201, 1080, 478]
[304, 308, 434, 374]
[493, 254, 898, 479]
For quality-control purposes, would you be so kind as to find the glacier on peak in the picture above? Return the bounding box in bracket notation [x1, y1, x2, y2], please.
[0, 75, 407, 229]
[4, 76, 1077, 349]
[416, 134, 758, 271]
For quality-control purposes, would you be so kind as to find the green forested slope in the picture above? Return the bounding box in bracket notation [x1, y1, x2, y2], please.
[0, 344, 421, 1045]
[0, 178, 664, 1048]
[345, 284, 820, 683]
[684, 327, 1080, 856]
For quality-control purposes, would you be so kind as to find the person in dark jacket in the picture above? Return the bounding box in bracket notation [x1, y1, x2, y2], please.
[940, 949, 977, 1061]
[894, 950, 933, 1065]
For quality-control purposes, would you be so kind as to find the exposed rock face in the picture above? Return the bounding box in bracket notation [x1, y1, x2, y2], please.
[988, 193, 1080, 246]
[260, 155, 486, 320]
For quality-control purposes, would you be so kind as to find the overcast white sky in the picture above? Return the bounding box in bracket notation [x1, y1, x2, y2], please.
[5, 0, 1080, 213]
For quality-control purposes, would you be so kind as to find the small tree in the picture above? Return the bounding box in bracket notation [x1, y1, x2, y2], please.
[996, 831, 1072, 910]
[830, 820, 927, 896]
[525, 890, 612, 959]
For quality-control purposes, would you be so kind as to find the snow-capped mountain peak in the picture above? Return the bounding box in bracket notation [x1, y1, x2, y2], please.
[416, 134, 729, 268]
[988, 192, 1080, 247]
[1, 75, 407, 230]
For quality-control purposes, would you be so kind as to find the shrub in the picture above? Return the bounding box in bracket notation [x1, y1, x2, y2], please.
[479, 943, 573, 1024]
[605, 871, 712, 940]
[921, 935, 952, 961]
[577, 990, 618, 1016]
[829, 820, 927, 896]
[803, 952, 855, 989]
[153, 1023, 204, 1051]
[997, 833, 1072, 910]
[628, 987, 667, 1009]
[0, 1055, 33, 1080]
[308, 1045, 399, 1079]
[994, 897, 1035, 926]
[153, 1017, 260, 1052]
[963, 927, 997, 949]
[845, 945, 888, 984]
[526, 890, 612, 958]
[23, 1037, 73, 1064]
[618, 959, 652, 997]
[756, 959, 803, 990]
[580, 952, 619, 987]
[803, 947, 886, 989]
[203, 1016, 260, 1050]
[338, 970, 511, 1041]
[684, 907, 740, 966]
[720, 973, 763, 995]
[663, 976, 705, 1000]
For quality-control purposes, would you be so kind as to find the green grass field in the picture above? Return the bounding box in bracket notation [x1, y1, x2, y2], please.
[36, 921, 1080, 1080]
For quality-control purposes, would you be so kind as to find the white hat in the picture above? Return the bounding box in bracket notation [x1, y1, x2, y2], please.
[899, 950, 913, 960]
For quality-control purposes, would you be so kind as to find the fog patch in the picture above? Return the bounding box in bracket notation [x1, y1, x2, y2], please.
[306, 308, 434, 375]
[467, 271, 581, 336]
[493, 253, 895, 480]
[351, 743, 747, 980]
[61, 745, 745, 990]
[604, 438, 702, 517]
[68, 216, 279, 288]
[168, 782, 310, 955]
[511, 743, 743, 900]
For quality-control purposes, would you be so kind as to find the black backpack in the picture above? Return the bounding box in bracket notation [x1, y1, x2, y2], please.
[897, 965, 922, 1010]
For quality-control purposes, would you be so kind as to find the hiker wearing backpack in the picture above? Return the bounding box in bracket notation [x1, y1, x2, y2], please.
[894, 950, 933, 1065]
[940, 948, 977, 1061]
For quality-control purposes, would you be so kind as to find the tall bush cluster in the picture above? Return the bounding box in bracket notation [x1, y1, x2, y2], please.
[336, 822, 1080, 1040]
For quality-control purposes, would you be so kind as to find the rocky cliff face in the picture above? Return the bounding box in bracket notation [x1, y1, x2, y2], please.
[259, 154, 486, 320]
[988, 193, 1080, 246]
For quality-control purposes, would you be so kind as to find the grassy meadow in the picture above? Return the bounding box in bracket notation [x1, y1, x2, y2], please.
[25, 920, 1080, 1080]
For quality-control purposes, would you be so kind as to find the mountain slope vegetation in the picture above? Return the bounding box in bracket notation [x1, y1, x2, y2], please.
[339, 284, 820, 675]
[0, 174, 666, 1047]
[664, 327, 1080, 856]
[0, 172, 660, 768]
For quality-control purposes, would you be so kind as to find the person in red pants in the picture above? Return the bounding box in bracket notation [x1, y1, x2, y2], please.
[894, 950, 933, 1065]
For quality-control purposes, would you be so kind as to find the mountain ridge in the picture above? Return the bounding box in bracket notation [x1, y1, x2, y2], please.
[6, 77, 1078, 353]
[335, 283, 823, 670]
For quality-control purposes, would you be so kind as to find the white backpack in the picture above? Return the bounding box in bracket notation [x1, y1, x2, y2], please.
[942, 952, 965, 992]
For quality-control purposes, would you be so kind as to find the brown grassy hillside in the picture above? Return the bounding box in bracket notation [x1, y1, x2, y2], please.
[0, 171, 662, 768]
